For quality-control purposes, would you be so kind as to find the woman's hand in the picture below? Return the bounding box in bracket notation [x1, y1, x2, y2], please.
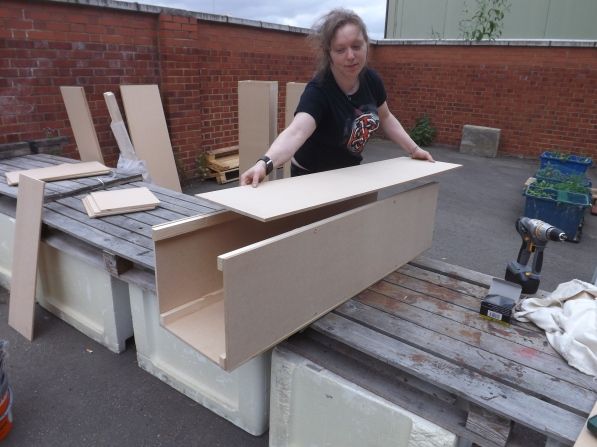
[240, 161, 267, 187]
[411, 147, 435, 162]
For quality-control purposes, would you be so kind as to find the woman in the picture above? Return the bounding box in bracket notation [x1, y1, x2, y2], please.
[240, 8, 434, 187]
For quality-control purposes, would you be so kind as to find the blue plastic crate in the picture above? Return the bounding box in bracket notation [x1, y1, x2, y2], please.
[523, 185, 591, 241]
[539, 151, 593, 176]
[534, 168, 592, 188]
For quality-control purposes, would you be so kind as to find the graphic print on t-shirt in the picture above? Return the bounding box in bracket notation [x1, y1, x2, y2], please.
[346, 110, 380, 154]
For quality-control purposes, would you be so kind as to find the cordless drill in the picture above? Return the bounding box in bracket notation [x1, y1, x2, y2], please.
[505, 217, 566, 294]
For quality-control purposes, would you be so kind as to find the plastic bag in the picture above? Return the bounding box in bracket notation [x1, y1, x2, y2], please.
[116, 155, 151, 182]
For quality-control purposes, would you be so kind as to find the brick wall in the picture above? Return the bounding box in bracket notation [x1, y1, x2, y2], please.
[1, 0, 595, 182]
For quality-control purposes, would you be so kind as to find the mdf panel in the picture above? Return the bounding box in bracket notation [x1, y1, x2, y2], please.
[60, 86, 105, 164]
[198, 157, 459, 222]
[238, 81, 278, 177]
[283, 82, 306, 178]
[8, 175, 45, 340]
[120, 85, 182, 192]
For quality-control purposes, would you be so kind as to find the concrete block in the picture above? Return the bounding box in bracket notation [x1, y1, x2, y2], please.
[270, 346, 457, 447]
[460, 125, 501, 158]
[128, 284, 271, 436]
[36, 243, 133, 353]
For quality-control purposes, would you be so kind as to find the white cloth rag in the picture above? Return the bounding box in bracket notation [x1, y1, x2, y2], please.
[513, 279, 597, 377]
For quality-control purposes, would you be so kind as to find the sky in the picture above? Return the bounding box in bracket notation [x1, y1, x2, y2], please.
[120, 0, 388, 40]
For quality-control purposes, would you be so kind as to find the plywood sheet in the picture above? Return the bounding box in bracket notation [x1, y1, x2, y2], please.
[60, 86, 104, 163]
[120, 85, 182, 192]
[198, 157, 460, 222]
[8, 175, 45, 340]
[6, 161, 111, 186]
[238, 81, 278, 177]
[283, 82, 306, 178]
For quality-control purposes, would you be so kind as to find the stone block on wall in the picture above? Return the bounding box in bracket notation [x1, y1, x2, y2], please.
[460, 125, 501, 158]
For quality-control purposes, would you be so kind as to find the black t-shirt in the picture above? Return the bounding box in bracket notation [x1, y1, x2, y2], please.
[293, 67, 387, 173]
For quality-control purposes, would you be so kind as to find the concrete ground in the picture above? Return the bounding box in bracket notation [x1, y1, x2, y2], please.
[0, 141, 595, 446]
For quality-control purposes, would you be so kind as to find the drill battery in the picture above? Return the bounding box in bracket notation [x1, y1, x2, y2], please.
[480, 278, 522, 324]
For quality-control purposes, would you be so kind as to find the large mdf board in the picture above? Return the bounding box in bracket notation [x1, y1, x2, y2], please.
[283, 82, 306, 178]
[154, 183, 438, 371]
[198, 157, 460, 222]
[60, 86, 105, 164]
[8, 175, 45, 340]
[238, 81, 278, 177]
[120, 85, 182, 192]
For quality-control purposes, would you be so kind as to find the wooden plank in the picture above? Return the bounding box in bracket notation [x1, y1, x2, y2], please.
[574, 401, 597, 447]
[41, 206, 155, 269]
[335, 299, 594, 414]
[8, 175, 45, 340]
[120, 84, 181, 192]
[368, 275, 561, 358]
[283, 82, 306, 178]
[60, 86, 105, 163]
[356, 285, 597, 393]
[311, 312, 586, 445]
[198, 157, 460, 222]
[238, 80, 278, 179]
[465, 404, 511, 447]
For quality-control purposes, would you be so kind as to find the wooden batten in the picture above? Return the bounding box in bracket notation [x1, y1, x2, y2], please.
[237, 81, 278, 179]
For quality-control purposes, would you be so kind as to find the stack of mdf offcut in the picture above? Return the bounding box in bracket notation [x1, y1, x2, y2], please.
[82, 187, 160, 218]
[205, 146, 239, 184]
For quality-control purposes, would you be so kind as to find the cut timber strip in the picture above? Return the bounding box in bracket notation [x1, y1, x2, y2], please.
[8, 175, 45, 340]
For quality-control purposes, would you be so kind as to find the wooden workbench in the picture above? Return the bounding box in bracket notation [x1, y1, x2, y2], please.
[283, 257, 595, 447]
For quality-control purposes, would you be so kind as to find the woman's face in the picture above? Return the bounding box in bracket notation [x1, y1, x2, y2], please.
[329, 23, 367, 80]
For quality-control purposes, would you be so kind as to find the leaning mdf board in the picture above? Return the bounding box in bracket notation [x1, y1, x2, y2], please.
[120, 85, 182, 192]
[154, 182, 439, 371]
[238, 81, 278, 177]
[60, 86, 105, 164]
[282, 82, 306, 178]
[198, 157, 460, 222]
[8, 175, 45, 340]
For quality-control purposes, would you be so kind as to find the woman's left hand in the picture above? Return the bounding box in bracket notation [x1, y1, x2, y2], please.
[411, 147, 435, 162]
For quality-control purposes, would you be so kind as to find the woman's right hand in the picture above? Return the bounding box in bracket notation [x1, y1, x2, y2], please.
[240, 161, 267, 187]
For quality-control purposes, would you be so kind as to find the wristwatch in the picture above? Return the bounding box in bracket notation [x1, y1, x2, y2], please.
[257, 155, 274, 175]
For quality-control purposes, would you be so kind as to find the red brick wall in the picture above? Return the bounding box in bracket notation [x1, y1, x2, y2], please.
[371, 44, 597, 159]
[1, 0, 595, 182]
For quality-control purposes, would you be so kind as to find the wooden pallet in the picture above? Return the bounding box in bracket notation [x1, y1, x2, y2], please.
[206, 146, 239, 172]
[214, 168, 239, 184]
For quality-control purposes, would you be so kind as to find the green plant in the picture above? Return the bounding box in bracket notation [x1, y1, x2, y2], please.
[408, 115, 436, 147]
[195, 152, 211, 181]
[459, 0, 511, 41]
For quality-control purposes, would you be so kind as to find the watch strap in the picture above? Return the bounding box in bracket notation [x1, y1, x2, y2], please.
[258, 156, 274, 175]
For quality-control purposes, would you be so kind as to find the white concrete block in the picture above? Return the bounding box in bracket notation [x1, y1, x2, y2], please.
[0, 213, 15, 289]
[271, 346, 446, 447]
[128, 284, 271, 436]
[36, 243, 133, 353]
